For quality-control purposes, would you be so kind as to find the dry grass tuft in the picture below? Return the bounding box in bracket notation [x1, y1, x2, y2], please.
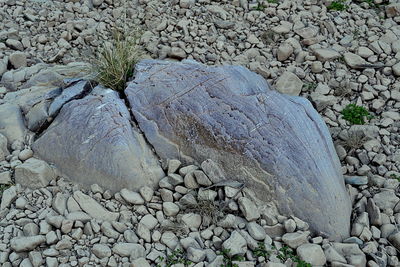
[183, 199, 226, 227]
[91, 29, 141, 92]
[341, 131, 368, 153]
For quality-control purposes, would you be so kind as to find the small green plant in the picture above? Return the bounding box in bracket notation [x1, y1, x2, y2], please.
[276, 246, 311, 266]
[253, 1, 266, 10]
[218, 249, 245, 267]
[157, 249, 192, 267]
[327, 0, 348, 11]
[92, 29, 141, 92]
[341, 104, 374, 125]
[253, 242, 270, 258]
[303, 82, 317, 91]
[389, 174, 400, 182]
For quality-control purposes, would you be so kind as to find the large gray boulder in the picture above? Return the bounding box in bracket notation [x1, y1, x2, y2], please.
[33, 87, 165, 192]
[125, 59, 351, 240]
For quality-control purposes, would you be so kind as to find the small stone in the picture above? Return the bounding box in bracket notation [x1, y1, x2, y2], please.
[0, 185, 17, 210]
[393, 62, 400, 77]
[357, 47, 374, 58]
[14, 158, 55, 189]
[277, 44, 293, 61]
[120, 189, 145, 205]
[344, 176, 368, 185]
[222, 231, 247, 256]
[139, 186, 153, 202]
[238, 197, 260, 221]
[386, 3, 400, 17]
[167, 159, 181, 174]
[163, 202, 180, 216]
[131, 258, 151, 267]
[73, 191, 119, 221]
[29, 251, 43, 266]
[23, 223, 39, 236]
[137, 223, 151, 242]
[323, 245, 346, 263]
[52, 192, 68, 215]
[343, 53, 367, 69]
[124, 230, 139, 243]
[296, 244, 326, 266]
[6, 39, 24, 51]
[187, 247, 206, 263]
[282, 232, 309, 249]
[284, 219, 296, 233]
[373, 190, 399, 210]
[181, 213, 202, 229]
[169, 47, 186, 59]
[92, 244, 111, 259]
[55, 238, 72, 250]
[311, 61, 323, 73]
[247, 222, 266, 241]
[10, 235, 46, 252]
[179, 0, 194, 8]
[91, 184, 104, 194]
[140, 214, 158, 230]
[161, 231, 179, 250]
[46, 231, 58, 245]
[9, 52, 27, 69]
[193, 170, 212, 186]
[313, 48, 340, 62]
[184, 172, 199, 189]
[0, 170, 11, 184]
[275, 72, 303, 96]
[112, 243, 145, 258]
[91, 0, 104, 7]
[18, 149, 34, 161]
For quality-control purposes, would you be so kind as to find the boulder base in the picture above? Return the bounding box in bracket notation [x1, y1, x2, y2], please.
[125, 59, 351, 240]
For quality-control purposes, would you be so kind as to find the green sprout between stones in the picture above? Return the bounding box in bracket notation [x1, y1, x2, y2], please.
[341, 104, 374, 125]
[157, 249, 192, 267]
[389, 174, 400, 182]
[327, 0, 348, 11]
[218, 249, 245, 267]
[275, 245, 312, 267]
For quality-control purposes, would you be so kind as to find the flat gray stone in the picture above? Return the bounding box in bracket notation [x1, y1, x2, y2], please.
[0, 103, 28, 143]
[0, 185, 17, 210]
[33, 87, 164, 192]
[73, 191, 119, 221]
[275, 71, 303, 96]
[0, 133, 9, 161]
[14, 158, 56, 189]
[125, 59, 352, 240]
[10, 235, 46, 252]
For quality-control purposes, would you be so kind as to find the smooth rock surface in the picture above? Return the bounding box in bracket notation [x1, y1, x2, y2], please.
[33, 87, 164, 192]
[126, 59, 352, 240]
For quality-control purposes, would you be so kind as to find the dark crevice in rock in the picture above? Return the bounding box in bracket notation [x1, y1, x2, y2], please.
[34, 80, 96, 138]
[119, 85, 163, 164]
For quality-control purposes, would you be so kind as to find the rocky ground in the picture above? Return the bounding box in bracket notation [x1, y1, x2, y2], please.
[0, 0, 400, 266]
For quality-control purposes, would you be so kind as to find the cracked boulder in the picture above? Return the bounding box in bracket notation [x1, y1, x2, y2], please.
[125, 59, 351, 241]
[33, 86, 165, 192]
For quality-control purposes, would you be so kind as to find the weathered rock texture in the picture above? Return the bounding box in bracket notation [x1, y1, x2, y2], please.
[126, 59, 351, 240]
[33, 86, 164, 192]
